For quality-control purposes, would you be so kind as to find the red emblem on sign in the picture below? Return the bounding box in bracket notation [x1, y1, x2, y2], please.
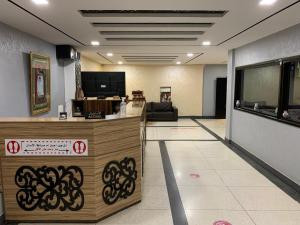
[72, 141, 86, 154]
[6, 141, 21, 154]
[213, 221, 232, 225]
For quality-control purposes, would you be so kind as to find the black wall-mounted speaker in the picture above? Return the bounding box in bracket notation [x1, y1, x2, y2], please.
[56, 45, 80, 61]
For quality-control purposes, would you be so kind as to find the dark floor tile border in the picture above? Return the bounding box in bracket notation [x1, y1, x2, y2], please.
[192, 119, 224, 142]
[193, 119, 300, 203]
[159, 141, 188, 225]
[227, 139, 300, 200]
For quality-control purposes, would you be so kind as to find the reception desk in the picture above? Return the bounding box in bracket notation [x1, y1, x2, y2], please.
[0, 102, 146, 223]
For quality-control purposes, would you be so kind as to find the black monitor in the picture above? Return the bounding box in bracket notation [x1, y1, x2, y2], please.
[81, 72, 125, 97]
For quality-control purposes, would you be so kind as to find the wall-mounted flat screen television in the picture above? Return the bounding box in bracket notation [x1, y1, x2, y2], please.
[81, 72, 125, 97]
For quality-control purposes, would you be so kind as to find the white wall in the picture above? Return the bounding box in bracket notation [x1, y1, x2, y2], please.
[81, 56, 102, 71]
[226, 23, 300, 185]
[102, 64, 204, 116]
[0, 22, 65, 117]
[0, 22, 69, 218]
[64, 61, 76, 103]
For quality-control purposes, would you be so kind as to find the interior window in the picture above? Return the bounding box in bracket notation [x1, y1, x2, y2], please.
[285, 61, 300, 123]
[236, 63, 281, 117]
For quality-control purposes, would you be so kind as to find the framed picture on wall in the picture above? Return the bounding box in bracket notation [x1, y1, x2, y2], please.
[160, 87, 171, 102]
[30, 53, 51, 115]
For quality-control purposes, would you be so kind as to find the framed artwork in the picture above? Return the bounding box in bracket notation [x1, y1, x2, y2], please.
[160, 87, 171, 102]
[30, 53, 51, 115]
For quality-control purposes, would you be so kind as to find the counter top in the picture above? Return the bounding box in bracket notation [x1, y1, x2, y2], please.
[0, 101, 145, 123]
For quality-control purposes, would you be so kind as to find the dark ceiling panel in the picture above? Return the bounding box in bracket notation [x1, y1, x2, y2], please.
[100, 31, 204, 35]
[80, 10, 228, 17]
[105, 37, 198, 41]
[92, 23, 214, 28]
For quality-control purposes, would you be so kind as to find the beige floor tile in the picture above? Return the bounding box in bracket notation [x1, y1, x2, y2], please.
[197, 119, 226, 127]
[179, 186, 242, 210]
[137, 186, 170, 209]
[186, 210, 255, 225]
[171, 158, 213, 171]
[147, 118, 198, 127]
[193, 141, 226, 149]
[230, 187, 300, 210]
[146, 127, 216, 140]
[217, 170, 275, 187]
[247, 210, 300, 225]
[200, 148, 239, 160]
[145, 141, 161, 157]
[168, 148, 204, 159]
[197, 119, 226, 139]
[207, 157, 254, 170]
[166, 140, 199, 151]
[211, 128, 226, 139]
[143, 168, 166, 186]
[144, 156, 163, 169]
[96, 208, 173, 225]
[174, 168, 225, 186]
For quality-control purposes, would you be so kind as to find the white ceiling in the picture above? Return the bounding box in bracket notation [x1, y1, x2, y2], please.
[0, 0, 300, 65]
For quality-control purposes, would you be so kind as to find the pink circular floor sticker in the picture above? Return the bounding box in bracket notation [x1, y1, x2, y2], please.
[213, 221, 232, 225]
[189, 173, 200, 179]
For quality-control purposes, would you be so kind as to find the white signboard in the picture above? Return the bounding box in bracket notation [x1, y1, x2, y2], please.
[5, 139, 88, 156]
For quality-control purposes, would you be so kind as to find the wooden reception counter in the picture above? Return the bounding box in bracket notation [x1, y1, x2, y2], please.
[0, 102, 146, 223]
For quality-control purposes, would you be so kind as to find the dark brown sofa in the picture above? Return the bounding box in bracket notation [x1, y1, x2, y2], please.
[146, 102, 178, 121]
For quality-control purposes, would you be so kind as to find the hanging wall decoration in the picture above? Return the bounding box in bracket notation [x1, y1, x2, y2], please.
[30, 53, 51, 115]
[160, 86, 172, 102]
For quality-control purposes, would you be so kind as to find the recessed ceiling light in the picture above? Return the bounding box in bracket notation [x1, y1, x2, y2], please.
[187, 53, 194, 57]
[107, 53, 113, 57]
[176, 61, 181, 65]
[259, 0, 277, 6]
[32, 0, 49, 5]
[118, 61, 123, 65]
[202, 41, 211, 46]
[91, 41, 100, 46]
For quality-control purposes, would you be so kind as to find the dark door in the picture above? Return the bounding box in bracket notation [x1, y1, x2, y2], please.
[215, 78, 227, 119]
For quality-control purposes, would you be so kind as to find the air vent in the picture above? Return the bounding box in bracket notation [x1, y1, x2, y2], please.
[92, 23, 214, 28]
[80, 10, 228, 17]
[100, 31, 204, 35]
[105, 37, 198, 41]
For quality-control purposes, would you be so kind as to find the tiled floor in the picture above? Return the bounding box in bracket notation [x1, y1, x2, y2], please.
[19, 118, 300, 225]
[197, 119, 226, 139]
[146, 126, 216, 140]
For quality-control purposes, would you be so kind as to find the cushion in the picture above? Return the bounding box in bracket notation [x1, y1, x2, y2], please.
[152, 102, 173, 112]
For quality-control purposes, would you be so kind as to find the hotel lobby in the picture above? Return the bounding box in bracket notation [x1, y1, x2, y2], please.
[0, 0, 299, 225]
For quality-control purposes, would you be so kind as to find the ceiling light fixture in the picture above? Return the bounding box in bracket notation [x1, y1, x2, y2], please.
[187, 53, 194, 57]
[176, 61, 181, 65]
[259, 0, 277, 6]
[91, 41, 100, 46]
[107, 53, 113, 57]
[118, 61, 123, 65]
[202, 41, 211, 46]
[32, 0, 49, 5]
